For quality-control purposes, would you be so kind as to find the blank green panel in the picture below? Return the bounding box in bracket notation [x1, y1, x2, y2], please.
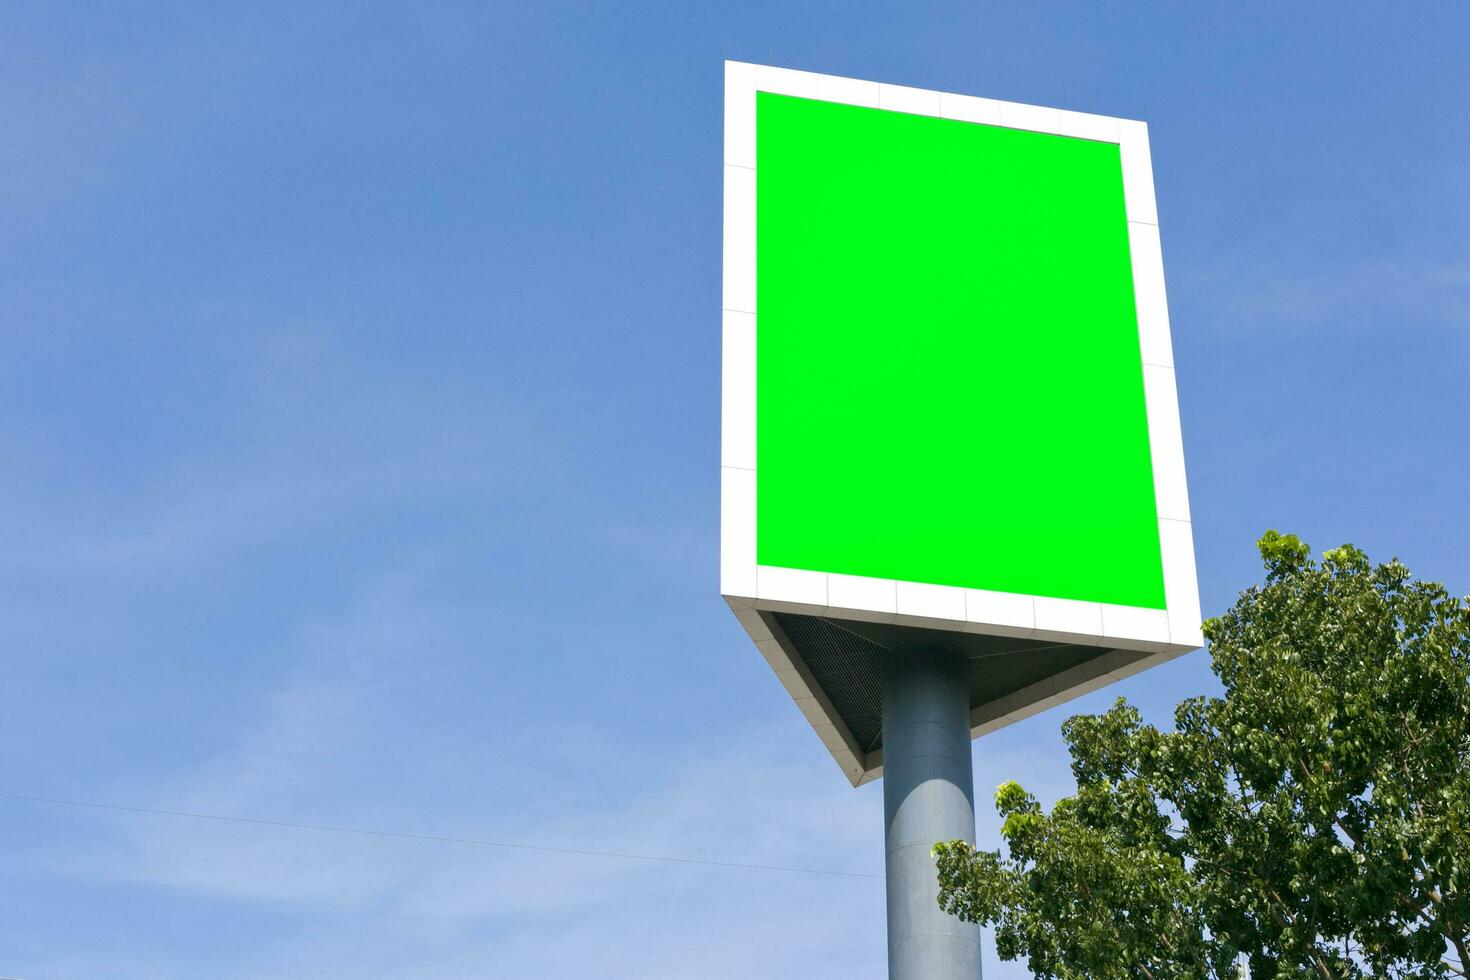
[755, 92, 1166, 609]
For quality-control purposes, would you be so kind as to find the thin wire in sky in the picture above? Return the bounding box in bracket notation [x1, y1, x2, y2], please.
[0, 791, 883, 881]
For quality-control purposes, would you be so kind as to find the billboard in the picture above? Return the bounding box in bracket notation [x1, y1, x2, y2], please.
[721, 62, 1201, 785]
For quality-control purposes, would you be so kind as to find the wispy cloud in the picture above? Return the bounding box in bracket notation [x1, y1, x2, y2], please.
[18, 536, 892, 977]
[1175, 240, 1470, 339]
[49, 716, 891, 977]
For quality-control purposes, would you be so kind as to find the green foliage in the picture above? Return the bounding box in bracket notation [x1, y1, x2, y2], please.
[934, 532, 1470, 978]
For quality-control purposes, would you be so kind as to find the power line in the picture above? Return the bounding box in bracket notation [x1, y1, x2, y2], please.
[0, 791, 883, 881]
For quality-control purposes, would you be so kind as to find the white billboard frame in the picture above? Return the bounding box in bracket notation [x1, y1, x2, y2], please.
[719, 62, 1203, 784]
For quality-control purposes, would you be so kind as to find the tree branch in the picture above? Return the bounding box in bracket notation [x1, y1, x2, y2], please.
[1449, 933, 1469, 978]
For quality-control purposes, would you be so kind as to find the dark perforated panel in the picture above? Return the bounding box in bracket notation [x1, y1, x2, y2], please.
[774, 614, 885, 751]
[771, 612, 1121, 756]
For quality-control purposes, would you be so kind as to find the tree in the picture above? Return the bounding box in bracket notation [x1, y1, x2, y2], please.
[933, 532, 1470, 979]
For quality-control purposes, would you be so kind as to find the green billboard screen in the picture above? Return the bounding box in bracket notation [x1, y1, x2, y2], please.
[755, 92, 1164, 609]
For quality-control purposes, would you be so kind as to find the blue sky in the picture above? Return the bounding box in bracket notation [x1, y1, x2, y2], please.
[2, 3, 1467, 977]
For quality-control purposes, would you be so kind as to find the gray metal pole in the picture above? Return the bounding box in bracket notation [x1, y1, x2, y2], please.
[883, 646, 982, 979]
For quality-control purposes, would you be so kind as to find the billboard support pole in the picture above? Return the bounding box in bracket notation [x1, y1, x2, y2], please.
[882, 646, 982, 979]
